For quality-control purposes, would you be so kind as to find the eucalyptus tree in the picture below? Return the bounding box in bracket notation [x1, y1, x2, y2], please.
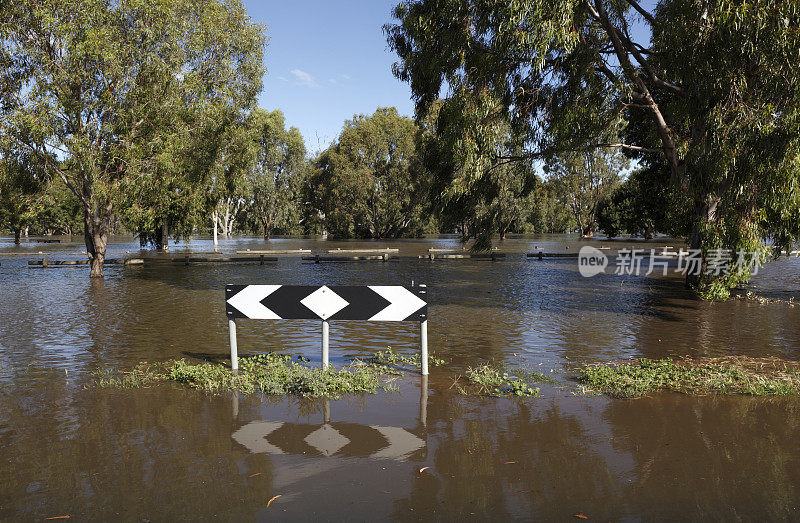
[387, 0, 800, 295]
[31, 177, 83, 237]
[0, 148, 48, 243]
[598, 164, 691, 238]
[205, 118, 258, 244]
[544, 148, 627, 237]
[0, 0, 265, 275]
[310, 107, 427, 239]
[417, 98, 537, 245]
[245, 109, 307, 240]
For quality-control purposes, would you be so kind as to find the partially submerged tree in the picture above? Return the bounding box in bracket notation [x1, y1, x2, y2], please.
[205, 118, 259, 244]
[416, 96, 537, 247]
[387, 0, 800, 296]
[246, 109, 307, 240]
[527, 180, 574, 234]
[310, 107, 427, 239]
[0, 0, 265, 275]
[598, 164, 691, 238]
[30, 177, 83, 237]
[545, 148, 627, 237]
[0, 147, 48, 243]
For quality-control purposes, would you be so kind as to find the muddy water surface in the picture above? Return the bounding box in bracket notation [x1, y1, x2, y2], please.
[1, 235, 799, 520]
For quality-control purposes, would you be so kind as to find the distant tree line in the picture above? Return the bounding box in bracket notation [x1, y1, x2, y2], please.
[6, 0, 795, 301]
[2, 98, 652, 250]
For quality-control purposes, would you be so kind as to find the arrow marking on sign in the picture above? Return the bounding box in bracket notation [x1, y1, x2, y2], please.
[227, 285, 282, 319]
[367, 286, 427, 321]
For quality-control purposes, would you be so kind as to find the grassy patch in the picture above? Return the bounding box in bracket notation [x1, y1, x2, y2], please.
[455, 364, 541, 397]
[98, 353, 395, 399]
[97, 348, 446, 399]
[578, 357, 800, 398]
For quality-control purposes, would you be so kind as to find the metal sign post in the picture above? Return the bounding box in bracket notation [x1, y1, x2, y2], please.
[322, 320, 330, 369]
[229, 319, 239, 371]
[420, 320, 428, 376]
[225, 284, 429, 374]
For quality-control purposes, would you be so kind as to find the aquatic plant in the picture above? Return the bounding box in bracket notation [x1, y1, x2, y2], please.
[97, 348, 446, 399]
[456, 364, 541, 397]
[362, 347, 446, 374]
[578, 357, 800, 398]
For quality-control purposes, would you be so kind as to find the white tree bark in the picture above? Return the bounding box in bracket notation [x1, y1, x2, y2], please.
[212, 209, 219, 248]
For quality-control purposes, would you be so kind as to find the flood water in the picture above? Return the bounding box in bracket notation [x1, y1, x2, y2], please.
[1, 235, 799, 520]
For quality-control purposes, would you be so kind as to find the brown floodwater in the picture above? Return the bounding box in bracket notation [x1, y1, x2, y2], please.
[1, 235, 799, 520]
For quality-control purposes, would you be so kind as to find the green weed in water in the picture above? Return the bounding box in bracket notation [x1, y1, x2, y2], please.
[362, 347, 446, 373]
[458, 364, 540, 397]
[98, 353, 394, 399]
[578, 357, 800, 398]
[96, 348, 446, 399]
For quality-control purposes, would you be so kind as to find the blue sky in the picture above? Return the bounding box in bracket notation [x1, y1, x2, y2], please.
[244, 0, 414, 154]
[243, 1, 656, 155]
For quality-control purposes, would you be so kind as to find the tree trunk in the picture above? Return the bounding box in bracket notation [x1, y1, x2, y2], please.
[686, 196, 720, 288]
[159, 219, 169, 251]
[581, 224, 594, 238]
[84, 202, 110, 278]
[263, 219, 271, 240]
[13, 228, 21, 244]
[222, 198, 233, 238]
[212, 211, 219, 247]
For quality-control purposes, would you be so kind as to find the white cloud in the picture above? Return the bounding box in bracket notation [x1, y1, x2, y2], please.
[339, 74, 351, 80]
[329, 78, 337, 84]
[290, 69, 319, 88]
[278, 76, 288, 82]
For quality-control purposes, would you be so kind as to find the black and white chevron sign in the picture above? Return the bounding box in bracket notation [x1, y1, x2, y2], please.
[225, 285, 427, 322]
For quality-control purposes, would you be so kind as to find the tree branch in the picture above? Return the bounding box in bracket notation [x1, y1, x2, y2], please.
[624, 0, 658, 26]
[592, 0, 682, 178]
[594, 142, 661, 154]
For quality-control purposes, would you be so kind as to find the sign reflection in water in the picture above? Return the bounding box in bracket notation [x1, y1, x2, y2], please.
[231, 376, 429, 461]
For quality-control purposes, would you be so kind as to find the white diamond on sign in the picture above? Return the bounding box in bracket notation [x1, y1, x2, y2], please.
[300, 285, 349, 319]
[304, 424, 349, 456]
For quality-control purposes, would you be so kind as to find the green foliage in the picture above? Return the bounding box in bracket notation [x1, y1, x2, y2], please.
[387, 0, 800, 292]
[243, 109, 308, 238]
[98, 353, 393, 399]
[0, 0, 265, 272]
[458, 364, 541, 397]
[579, 357, 800, 398]
[544, 149, 627, 237]
[29, 176, 84, 236]
[97, 348, 445, 398]
[363, 346, 446, 375]
[0, 148, 48, 241]
[308, 107, 429, 239]
[527, 179, 574, 233]
[598, 165, 691, 238]
[416, 96, 539, 248]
